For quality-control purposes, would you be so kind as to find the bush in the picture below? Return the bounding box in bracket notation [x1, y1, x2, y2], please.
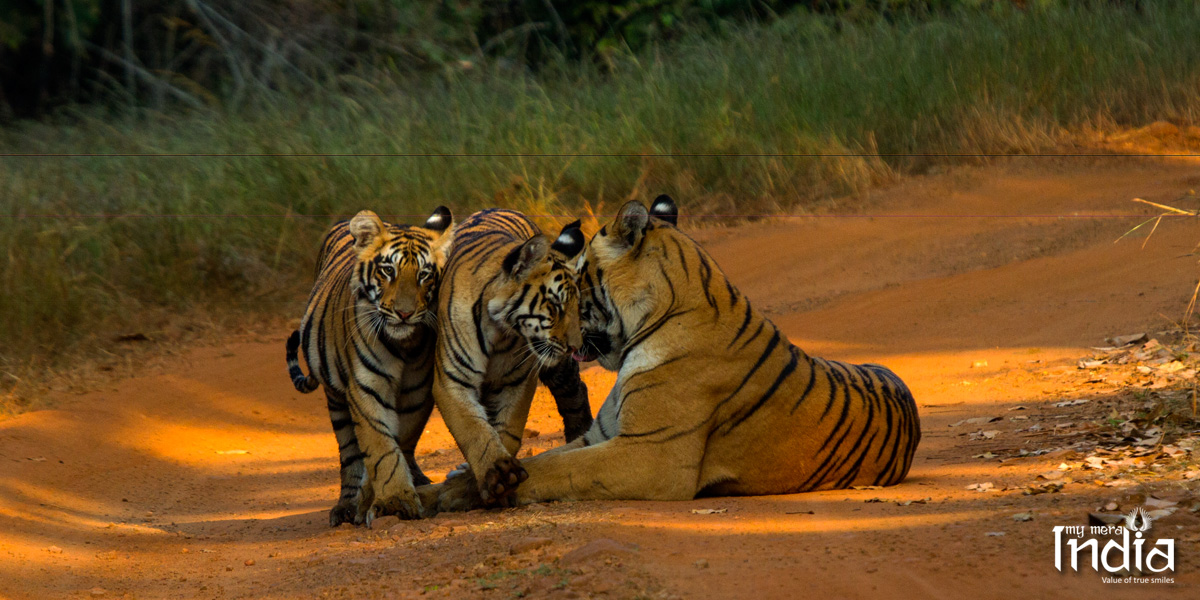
[2, 0, 1197, 377]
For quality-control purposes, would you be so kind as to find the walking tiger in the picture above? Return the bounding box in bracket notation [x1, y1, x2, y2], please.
[286, 207, 453, 525]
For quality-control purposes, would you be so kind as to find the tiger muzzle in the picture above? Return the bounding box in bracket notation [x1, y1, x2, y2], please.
[573, 332, 611, 362]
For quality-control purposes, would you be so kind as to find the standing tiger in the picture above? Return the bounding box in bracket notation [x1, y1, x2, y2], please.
[430, 209, 592, 507]
[437, 196, 920, 509]
[285, 207, 453, 525]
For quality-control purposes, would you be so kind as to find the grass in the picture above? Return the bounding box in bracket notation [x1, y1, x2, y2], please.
[3, 2, 1200, 399]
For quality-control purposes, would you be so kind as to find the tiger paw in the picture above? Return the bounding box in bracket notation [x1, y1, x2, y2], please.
[445, 462, 469, 480]
[480, 456, 527, 505]
[365, 487, 426, 524]
[328, 497, 367, 527]
[415, 484, 442, 517]
[436, 471, 486, 513]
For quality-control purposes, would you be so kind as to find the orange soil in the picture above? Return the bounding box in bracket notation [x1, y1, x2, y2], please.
[2, 158, 1199, 599]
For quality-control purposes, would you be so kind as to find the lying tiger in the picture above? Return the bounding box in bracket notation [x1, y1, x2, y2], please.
[436, 196, 920, 509]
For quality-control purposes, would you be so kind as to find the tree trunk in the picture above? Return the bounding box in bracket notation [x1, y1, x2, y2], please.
[122, 0, 135, 101]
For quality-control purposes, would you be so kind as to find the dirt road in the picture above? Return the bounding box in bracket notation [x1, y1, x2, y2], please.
[2, 158, 1199, 599]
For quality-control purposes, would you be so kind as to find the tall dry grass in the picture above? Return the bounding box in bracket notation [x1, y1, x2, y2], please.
[3, 1, 1199, 392]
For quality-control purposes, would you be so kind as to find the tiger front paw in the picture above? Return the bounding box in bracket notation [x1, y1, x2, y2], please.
[480, 456, 527, 505]
[436, 470, 486, 513]
[328, 497, 367, 528]
[365, 484, 427, 525]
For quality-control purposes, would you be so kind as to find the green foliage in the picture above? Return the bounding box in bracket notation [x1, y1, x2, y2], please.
[1, 0, 1197, 377]
[0, 0, 1095, 117]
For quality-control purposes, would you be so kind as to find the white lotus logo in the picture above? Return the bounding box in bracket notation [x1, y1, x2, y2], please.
[1125, 506, 1152, 533]
[1053, 505, 1174, 574]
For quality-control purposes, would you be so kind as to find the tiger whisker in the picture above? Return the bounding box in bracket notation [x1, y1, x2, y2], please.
[343, 308, 374, 353]
[347, 305, 387, 353]
[421, 311, 438, 332]
[514, 345, 539, 371]
[368, 312, 385, 347]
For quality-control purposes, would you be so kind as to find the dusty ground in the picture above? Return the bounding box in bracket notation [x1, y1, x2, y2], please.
[3, 157, 1200, 599]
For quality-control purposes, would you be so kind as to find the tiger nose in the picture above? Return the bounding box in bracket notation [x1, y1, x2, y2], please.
[397, 310, 413, 320]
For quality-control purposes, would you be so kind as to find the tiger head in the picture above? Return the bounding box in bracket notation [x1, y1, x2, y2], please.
[348, 206, 454, 340]
[573, 195, 679, 370]
[489, 221, 586, 367]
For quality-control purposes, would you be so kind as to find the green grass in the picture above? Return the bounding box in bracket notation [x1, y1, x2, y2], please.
[3, 2, 1200, 388]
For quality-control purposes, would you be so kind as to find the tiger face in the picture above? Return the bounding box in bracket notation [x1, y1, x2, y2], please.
[349, 207, 454, 339]
[573, 196, 679, 371]
[488, 222, 586, 367]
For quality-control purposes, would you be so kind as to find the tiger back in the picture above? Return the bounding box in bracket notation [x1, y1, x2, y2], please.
[430, 209, 592, 508]
[285, 207, 452, 525]
[436, 197, 920, 509]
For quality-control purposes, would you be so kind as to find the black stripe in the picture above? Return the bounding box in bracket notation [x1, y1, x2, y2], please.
[315, 293, 334, 386]
[835, 430, 878, 488]
[817, 365, 837, 420]
[799, 416, 856, 490]
[655, 329, 782, 444]
[728, 304, 755, 349]
[727, 348, 798, 431]
[822, 416, 876, 489]
[618, 424, 673, 438]
[790, 360, 818, 413]
[697, 254, 719, 312]
[352, 337, 390, 379]
[400, 369, 433, 394]
[438, 365, 478, 391]
[668, 236, 690, 278]
[615, 381, 665, 420]
[377, 452, 399, 488]
[596, 414, 611, 439]
[619, 308, 695, 362]
[736, 321, 765, 351]
[358, 381, 396, 412]
[816, 367, 852, 454]
[472, 296, 490, 357]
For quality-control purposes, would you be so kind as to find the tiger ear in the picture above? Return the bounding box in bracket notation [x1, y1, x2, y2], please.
[611, 200, 649, 249]
[424, 206, 455, 266]
[431, 227, 454, 268]
[502, 235, 550, 280]
[424, 205, 453, 233]
[551, 220, 584, 259]
[650, 194, 678, 226]
[349, 210, 386, 252]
